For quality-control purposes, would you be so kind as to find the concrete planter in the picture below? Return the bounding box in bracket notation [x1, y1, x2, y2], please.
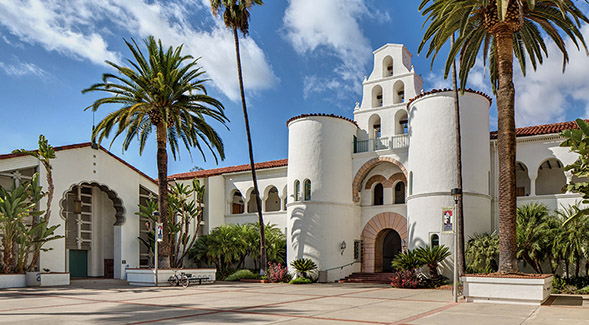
[0, 274, 26, 288]
[26, 272, 70, 287]
[126, 268, 216, 286]
[462, 274, 553, 305]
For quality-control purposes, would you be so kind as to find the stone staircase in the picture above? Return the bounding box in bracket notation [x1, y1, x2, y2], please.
[339, 272, 394, 284]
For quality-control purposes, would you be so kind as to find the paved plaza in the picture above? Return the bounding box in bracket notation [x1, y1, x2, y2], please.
[0, 279, 588, 324]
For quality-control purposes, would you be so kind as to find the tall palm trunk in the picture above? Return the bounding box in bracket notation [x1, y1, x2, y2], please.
[495, 29, 518, 274]
[450, 34, 466, 276]
[156, 122, 171, 268]
[232, 27, 267, 273]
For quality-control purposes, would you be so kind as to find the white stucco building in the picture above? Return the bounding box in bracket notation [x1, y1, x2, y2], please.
[0, 44, 583, 281]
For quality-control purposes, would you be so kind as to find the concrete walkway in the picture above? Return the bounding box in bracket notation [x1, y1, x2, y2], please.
[0, 279, 587, 324]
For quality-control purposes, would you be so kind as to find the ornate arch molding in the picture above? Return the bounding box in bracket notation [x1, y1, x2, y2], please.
[59, 181, 126, 226]
[360, 212, 407, 273]
[353, 157, 408, 202]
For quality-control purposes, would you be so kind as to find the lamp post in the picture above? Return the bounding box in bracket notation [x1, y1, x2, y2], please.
[451, 188, 462, 303]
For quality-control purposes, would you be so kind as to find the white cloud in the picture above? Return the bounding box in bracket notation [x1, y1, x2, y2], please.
[0, 60, 49, 79]
[282, 0, 372, 102]
[513, 24, 589, 127]
[0, 0, 277, 101]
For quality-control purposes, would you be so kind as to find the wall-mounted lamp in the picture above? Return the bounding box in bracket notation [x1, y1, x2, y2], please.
[73, 198, 82, 215]
[451, 188, 462, 204]
[402, 239, 407, 253]
[339, 241, 347, 255]
[199, 220, 206, 226]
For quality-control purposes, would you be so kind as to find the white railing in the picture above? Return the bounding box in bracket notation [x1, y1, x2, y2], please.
[354, 134, 409, 153]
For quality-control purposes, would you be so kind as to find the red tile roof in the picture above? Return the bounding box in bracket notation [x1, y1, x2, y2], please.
[0, 142, 157, 184]
[407, 88, 493, 109]
[490, 120, 586, 139]
[169, 159, 288, 180]
[287, 113, 358, 127]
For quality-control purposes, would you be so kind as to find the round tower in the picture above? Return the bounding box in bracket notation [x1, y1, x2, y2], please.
[286, 114, 359, 282]
[406, 90, 492, 255]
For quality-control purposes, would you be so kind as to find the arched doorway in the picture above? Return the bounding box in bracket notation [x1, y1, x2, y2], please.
[380, 229, 402, 272]
[61, 182, 124, 278]
[361, 212, 407, 273]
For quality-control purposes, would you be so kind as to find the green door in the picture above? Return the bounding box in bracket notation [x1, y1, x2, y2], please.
[69, 250, 88, 278]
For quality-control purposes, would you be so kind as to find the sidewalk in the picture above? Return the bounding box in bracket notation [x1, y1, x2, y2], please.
[0, 280, 587, 324]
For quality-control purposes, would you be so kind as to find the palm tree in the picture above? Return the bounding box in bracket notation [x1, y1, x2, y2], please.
[555, 204, 589, 278]
[516, 203, 558, 273]
[83, 36, 228, 268]
[12, 135, 56, 270]
[450, 34, 466, 276]
[416, 245, 451, 279]
[419, 0, 589, 273]
[210, 0, 267, 274]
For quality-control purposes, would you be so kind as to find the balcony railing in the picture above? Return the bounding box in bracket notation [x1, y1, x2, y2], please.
[354, 134, 409, 153]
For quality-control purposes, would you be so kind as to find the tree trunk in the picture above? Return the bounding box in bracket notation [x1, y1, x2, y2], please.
[451, 34, 466, 276]
[156, 122, 171, 269]
[495, 29, 519, 274]
[44, 162, 54, 223]
[233, 27, 267, 274]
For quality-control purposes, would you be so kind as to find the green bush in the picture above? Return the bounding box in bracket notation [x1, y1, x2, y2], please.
[392, 250, 424, 271]
[415, 245, 450, 279]
[290, 258, 317, 279]
[289, 277, 312, 284]
[189, 222, 286, 273]
[577, 286, 589, 294]
[466, 232, 499, 273]
[225, 269, 259, 281]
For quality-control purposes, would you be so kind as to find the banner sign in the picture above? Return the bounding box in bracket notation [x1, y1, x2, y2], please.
[156, 223, 164, 242]
[442, 207, 454, 233]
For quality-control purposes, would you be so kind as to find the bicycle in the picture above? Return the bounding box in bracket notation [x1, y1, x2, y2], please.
[168, 270, 190, 288]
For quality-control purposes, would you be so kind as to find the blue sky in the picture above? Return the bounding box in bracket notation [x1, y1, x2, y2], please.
[1, 0, 589, 178]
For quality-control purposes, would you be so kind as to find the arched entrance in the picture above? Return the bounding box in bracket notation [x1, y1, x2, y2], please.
[361, 212, 407, 273]
[60, 182, 125, 278]
[379, 229, 402, 272]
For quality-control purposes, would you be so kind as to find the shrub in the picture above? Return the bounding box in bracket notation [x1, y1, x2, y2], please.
[577, 286, 589, 294]
[390, 269, 420, 288]
[225, 269, 259, 281]
[289, 277, 312, 284]
[392, 250, 424, 271]
[290, 258, 317, 279]
[267, 262, 290, 283]
[415, 245, 450, 279]
[466, 232, 499, 273]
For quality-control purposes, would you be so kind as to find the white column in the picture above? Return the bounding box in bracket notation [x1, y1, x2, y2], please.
[113, 225, 123, 279]
[529, 176, 537, 197]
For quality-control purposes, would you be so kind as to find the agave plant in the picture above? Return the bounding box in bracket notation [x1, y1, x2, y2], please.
[391, 250, 425, 271]
[290, 258, 317, 279]
[416, 245, 451, 279]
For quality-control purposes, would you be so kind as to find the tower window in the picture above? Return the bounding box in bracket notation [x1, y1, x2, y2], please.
[431, 234, 440, 247]
[294, 180, 300, 201]
[304, 179, 311, 201]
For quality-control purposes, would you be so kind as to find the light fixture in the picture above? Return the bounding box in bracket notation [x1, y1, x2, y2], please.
[451, 188, 462, 204]
[199, 220, 206, 226]
[73, 198, 82, 215]
[339, 241, 347, 255]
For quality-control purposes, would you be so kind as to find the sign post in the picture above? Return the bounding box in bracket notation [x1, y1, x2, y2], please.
[450, 188, 462, 303]
[153, 211, 162, 287]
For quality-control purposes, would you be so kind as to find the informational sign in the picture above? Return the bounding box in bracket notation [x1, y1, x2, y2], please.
[156, 223, 163, 242]
[442, 207, 454, 233]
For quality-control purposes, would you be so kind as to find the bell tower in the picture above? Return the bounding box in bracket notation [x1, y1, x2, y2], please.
[354, 44, 423, 141]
